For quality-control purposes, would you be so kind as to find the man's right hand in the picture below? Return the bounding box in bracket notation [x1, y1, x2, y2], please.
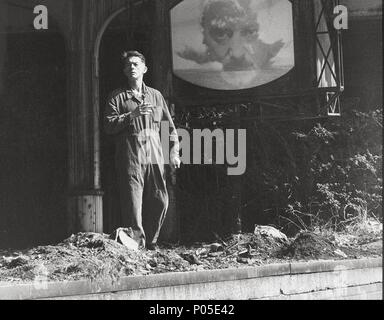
[130, 103, 153, 119]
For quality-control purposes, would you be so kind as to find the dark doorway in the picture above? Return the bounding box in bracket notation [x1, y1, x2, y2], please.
[0, 33, 67, 249]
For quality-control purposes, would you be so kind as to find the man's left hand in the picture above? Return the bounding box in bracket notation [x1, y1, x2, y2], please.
[170, 155, 181, 170]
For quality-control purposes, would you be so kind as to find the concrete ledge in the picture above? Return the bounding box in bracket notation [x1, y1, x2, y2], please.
[0, 263, 291, 300]
[281, 267, 382, 296]
[290, 257, 382, 274]
[0, 258, 381, 300]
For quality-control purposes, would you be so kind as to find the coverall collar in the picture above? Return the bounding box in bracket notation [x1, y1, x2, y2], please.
[125, 82, 149, 104]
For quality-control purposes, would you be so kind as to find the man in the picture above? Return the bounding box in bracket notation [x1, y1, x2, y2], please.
[177, 0, 284, 71]
[104, 51, 180, 250]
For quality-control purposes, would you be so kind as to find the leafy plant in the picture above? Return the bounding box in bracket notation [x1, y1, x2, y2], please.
[281, 107, 382, 233]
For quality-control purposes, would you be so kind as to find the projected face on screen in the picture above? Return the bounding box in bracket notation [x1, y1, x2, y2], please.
[171, 0, 294, 90]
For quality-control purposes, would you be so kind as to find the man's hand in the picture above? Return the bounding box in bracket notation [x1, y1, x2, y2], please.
[130, 102, 153, 119]
[170, 155, 181, 170]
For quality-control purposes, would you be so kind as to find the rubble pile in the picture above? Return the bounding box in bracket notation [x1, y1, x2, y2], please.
[0, 225, 381, 284]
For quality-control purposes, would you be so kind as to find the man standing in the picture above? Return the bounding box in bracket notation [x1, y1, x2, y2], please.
[104, 51, 180, 250]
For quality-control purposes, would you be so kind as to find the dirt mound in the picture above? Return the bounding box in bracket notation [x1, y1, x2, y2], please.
[0, 231, 289, 283]
[225, 232, 287, 257]
[0, 233, 152, 283]
[280, 231, 338, 259]
[0, 228, 381, 284]
[170, 232, 289, 269]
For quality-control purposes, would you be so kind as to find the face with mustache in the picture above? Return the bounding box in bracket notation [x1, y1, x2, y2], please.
[201, 0, 260, 71]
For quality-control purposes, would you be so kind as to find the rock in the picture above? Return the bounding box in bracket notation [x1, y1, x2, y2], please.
[195, 248, 208, 256]
[236, 257, 249, 264]
[334, 249, 347, 258]
[209, 243, 224, 252]
[254, 225, 288, 242]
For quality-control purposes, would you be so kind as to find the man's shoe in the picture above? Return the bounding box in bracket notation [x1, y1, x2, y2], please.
[146, 243, 159, 251]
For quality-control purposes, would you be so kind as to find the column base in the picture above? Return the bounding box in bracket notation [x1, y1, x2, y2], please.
[67, 190, 104, 235]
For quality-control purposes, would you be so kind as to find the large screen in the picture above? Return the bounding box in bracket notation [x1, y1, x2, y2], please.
[171, 0, 295, 90]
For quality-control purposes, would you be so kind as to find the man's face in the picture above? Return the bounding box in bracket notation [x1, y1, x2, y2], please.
[202, 0, 259, 70]
[123, 56, 147, 80]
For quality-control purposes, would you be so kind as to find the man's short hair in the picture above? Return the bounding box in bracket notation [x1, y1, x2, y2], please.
[121, 50, 146, 65]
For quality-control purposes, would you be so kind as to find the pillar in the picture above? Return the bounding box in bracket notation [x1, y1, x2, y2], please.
[67, 0, 103, 235]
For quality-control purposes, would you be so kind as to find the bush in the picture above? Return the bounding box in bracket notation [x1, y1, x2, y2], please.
[173, 102, 382, 238]
[281, 107, 382, 233]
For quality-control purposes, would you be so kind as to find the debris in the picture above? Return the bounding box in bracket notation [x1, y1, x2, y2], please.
[3, 256, 29, 269]
[195, 248, 208, 256]
[208, 243, 224, 252]
[236, 257, 249, 264]
[110, 228, 140, 251]
[208, 251, 224, 257]
[64, 233, 106, 248]
[0, 228, 381, 284]
[179, 253, 201, 265]
[116, 230, 138, 251]
[360, 240, 382, 251]
[281, 231, 336, 259]
[238, 248, 250, 258]
[148, 259, 158, 268]
[212, 232, 228, 246]
[334, 249, 347, 258]
[65, 264, 81, 273]
[254, 225, 288, 242]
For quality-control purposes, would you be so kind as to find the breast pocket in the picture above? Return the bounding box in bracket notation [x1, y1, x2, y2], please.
[152, 105, 162, 123]
[122, 100, 137, 113]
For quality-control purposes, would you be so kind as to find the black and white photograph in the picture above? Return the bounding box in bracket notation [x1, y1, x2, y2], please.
[0, 0, 382, 306]
[171, 0, 294, 90]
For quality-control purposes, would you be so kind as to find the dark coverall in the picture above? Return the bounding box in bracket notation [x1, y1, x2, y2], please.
[104, 83, 179, 247]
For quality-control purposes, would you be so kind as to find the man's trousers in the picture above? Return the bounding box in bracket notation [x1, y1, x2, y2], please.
[117, 162, 168, 248]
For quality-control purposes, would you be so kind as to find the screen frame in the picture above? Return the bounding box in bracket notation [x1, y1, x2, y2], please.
[167, 0, 302, 107]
